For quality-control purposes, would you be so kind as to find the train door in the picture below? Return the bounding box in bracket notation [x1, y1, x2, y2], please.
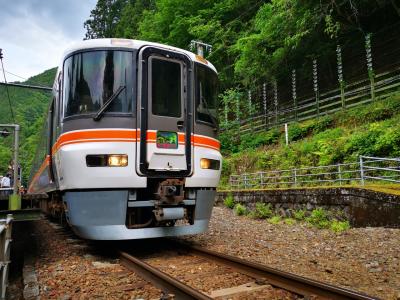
[137, 47, 192, 177]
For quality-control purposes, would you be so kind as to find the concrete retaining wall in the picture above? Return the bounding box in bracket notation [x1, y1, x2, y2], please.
[217, 187, 400, 227]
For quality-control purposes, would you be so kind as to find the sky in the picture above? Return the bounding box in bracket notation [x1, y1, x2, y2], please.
[0, 0, 97, 82]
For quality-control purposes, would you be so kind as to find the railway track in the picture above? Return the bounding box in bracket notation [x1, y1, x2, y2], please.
[119, 241, 379, 300]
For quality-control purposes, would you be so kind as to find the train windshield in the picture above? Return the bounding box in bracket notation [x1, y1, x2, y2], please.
[195, 64, 218, 126]
[63, 50, 134, 118]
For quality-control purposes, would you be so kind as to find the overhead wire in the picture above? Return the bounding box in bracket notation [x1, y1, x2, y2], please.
[0, 51, 16, 123]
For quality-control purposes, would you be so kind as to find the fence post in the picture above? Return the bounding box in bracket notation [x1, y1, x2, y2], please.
[260, 172, 264, 189]
[365, 33, 375, 102]
[263, 83, 267, 128]
[338, 164, 342, 186]
[292, 69, 297, 121]
[244, 173, 248, 190]
[359, 156, 365, 186]
[293, 169, 297, 188]
[273, 80, 278, 125]
[313, 59, 320, 116]
[336, 45, 346, 109]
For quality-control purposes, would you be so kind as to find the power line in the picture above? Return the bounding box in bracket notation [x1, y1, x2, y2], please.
[0, 49, 16, 123]
[0, 68, 28, 81]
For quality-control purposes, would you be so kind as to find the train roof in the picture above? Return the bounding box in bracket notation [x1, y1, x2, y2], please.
[60, 38, 217, 72]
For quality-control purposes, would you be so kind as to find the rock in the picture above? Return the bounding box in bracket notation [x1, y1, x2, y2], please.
[23, 283, 39, 299]
[92, 261, 117, 268]
[59, 294, 71, 300]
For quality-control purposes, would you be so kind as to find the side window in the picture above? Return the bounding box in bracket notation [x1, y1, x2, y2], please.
[150, 57, 182, 118]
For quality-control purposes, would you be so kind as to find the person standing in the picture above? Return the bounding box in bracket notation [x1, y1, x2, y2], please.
[1, 174, 11, 196]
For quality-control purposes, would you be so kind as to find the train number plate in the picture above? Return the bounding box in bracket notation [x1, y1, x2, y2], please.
[156, 131, 178, 149]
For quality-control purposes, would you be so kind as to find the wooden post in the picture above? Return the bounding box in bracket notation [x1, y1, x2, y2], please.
[313, 59, 320, 116]
[365, 33, 375, 102]
[338, 164, 342, 186]
[336, 45, 345, 109]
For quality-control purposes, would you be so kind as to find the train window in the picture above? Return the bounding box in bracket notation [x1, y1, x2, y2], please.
[151, 58, 182, 118]
[195, 64, 218, 126]
[63, 50, 134, 118]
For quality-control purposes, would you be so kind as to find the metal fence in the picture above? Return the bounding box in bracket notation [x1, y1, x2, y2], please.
[235, 69, 400, 135]
[0, 214, 12, 300]
[229, 156, 400, 190]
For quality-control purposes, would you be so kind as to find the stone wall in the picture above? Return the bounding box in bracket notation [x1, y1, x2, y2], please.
[217, 187, 400, 227]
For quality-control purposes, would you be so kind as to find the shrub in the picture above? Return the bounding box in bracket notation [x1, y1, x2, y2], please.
[267, 215, 281, 224]
[305, 208, 330, 229]
[330, 220, 350, 233]
[234, 203, 247, 216]
[224, 194, 235, 209]
[293, 209, 306, 221]
[288, 124, 308, 142]
[254, 202, 273, 219]
[284, 218, 296, 225]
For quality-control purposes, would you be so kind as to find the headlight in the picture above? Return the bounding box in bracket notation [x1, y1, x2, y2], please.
[86, 154, 128, 167]
[108, 155, 128, 167]
[200, 158, 220, 170]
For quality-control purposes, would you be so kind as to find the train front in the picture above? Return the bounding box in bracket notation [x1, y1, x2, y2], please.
[52, 39, 221, 240]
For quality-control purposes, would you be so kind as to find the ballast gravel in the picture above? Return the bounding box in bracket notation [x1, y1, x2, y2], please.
[30, 207, 399, 300]
[183, 206, 400, 300]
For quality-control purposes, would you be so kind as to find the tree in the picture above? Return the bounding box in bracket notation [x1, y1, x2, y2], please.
[84, 0, 127, 39]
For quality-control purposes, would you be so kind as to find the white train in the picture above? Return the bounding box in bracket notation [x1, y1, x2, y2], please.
[28, 39, 221, 240]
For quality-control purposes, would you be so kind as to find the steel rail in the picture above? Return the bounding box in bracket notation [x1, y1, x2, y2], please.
[119, 251, 212, 300]
[181, 244, 379, 300]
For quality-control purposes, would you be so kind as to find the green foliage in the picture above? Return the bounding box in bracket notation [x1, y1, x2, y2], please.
[284, 218, 296, 225]
[224, 194, 235, 209]
[254, 202, 273, 219]
[234, 203, 248, 216]
[0, 68, 56, 184]
[267, 215, 281, 224]
[219, 94, 400, 187]
[330, 220, 350, 233]
[293, 209, 306, 221]
[305, 208, 330, 229]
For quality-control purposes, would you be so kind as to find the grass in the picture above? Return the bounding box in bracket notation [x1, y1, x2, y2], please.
[224, 194, 235, 208]
[267, 215, 281, 224]
[330, 220, 350, 233]
[284, 218, 296, 225]
[219, 93, 400, 190]
[224, 201, 351, 232]
[254, 202, 273, 219]
[234, 203, 247, 216]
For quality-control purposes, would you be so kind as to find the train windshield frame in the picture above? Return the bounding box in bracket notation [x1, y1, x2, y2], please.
[195, 63, 219, 126]
[62, 50, 135, 120]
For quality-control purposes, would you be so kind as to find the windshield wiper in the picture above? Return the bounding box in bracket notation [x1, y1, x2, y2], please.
[93, 85, 126, 121]
[201, 94, 218, 130]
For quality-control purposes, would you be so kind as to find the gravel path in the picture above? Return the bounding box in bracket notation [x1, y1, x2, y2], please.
[32, 220, 161, 300]
[183, 207, 400, 300]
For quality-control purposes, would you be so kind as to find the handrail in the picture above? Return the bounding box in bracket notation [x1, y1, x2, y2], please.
[229, 156, 400, 190]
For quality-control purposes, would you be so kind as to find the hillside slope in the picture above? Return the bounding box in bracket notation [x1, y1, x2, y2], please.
[220, 92, 400, 188]
[0, 68, 56, 183]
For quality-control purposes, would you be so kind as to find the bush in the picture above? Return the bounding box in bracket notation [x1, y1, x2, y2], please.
[254, 202, 273, 219]
[305, 208, 330, 229]
[234, 203, 247, 216]
[284, 218, 296, 225]
[293, 209, 306, 220]
[267, 215, 281, 224]
[224, 194, 235, 209]
[330, 220, 350, 233]
[288, 124, 308, 142]
[239, 129, 280, 151]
